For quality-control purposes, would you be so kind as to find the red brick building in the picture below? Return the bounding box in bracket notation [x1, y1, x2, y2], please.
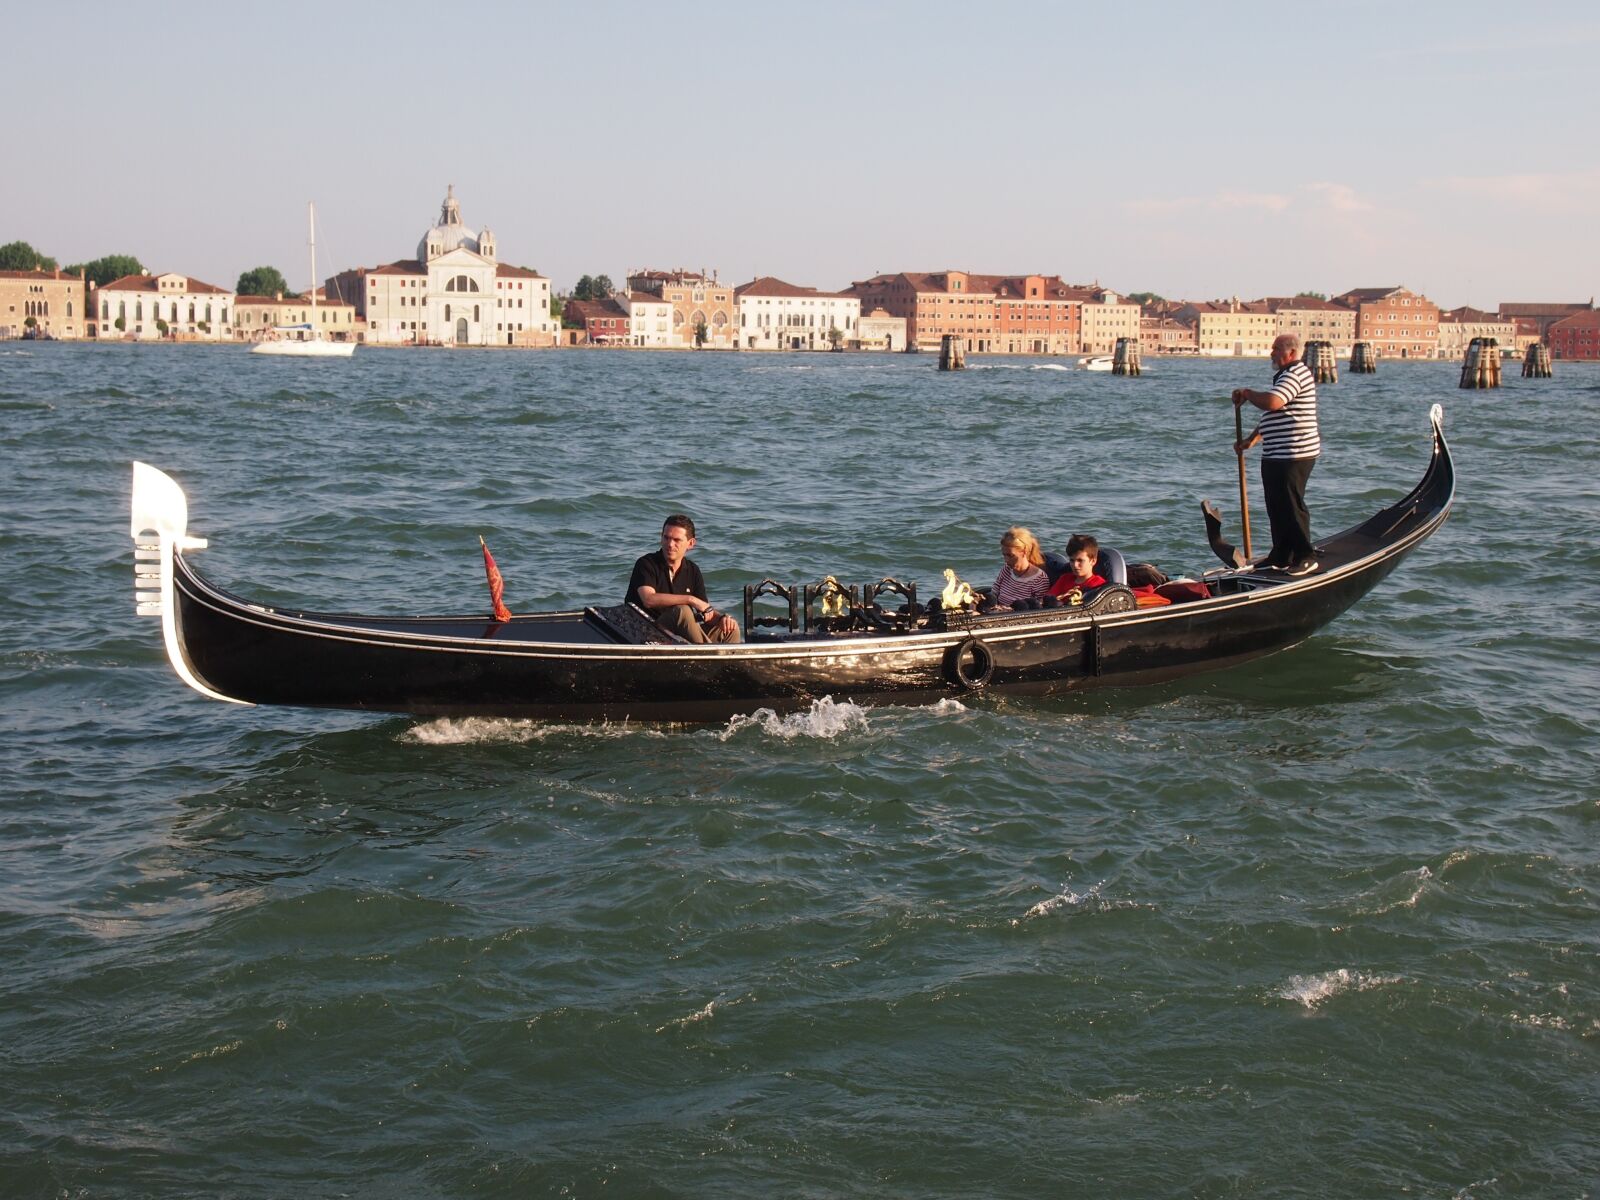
[1548, 310, 1600, 360]
[847, 270, 1091, 354]
[563, 298, 629, 345]
[1498, 301, 1595, 340]
[1333, 286, 1440, 359]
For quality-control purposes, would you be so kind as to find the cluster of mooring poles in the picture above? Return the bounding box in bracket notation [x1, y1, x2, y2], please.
[1523, 343, 1554, 378]
[1304, 340, 1338, 384]
[1112, 337, 1141, 376]
[938, 334, 965, 371]
[1459, 337, 1503, 389]
[1350, 341, 1377, 373]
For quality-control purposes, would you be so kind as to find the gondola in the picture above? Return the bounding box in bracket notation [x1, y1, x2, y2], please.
[130, 406, 1454, 722]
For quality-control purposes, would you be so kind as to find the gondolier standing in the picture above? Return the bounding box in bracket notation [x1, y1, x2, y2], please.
[1233, 333, 1321, 576]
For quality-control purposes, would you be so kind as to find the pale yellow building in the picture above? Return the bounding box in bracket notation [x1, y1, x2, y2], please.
[1078, 287, 1140, 354]
[1268, 297, 1357, 355]
[0, 269, 87, 339]
[234, 291, 359, 342]
[1436, 307, 1517, 360]
[1187, 299, 1278, 356]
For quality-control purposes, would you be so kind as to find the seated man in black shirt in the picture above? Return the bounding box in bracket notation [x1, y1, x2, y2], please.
[625, 513, 742, 643]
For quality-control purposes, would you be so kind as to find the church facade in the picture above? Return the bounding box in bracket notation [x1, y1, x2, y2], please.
[328, 187, 557, 346]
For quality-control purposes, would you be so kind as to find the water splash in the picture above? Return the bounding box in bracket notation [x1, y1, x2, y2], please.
[1014, 880, 1148, 923]
[717, 696, 872, 742]
[1276, 968, 1404, 1009]
[402, 717, 665, 745]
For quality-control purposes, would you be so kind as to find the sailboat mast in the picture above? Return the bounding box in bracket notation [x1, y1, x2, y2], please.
[307, 201, 317, 321]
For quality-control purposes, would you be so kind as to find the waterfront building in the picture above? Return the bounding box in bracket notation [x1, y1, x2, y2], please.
[0, 268, 86, 339]
[1183, 298, 1277, 356]
[563, 298, 629, 346]
[614, 291, 675, 347]
[1436, 306, 1517, 360]
[1332, 286, 1440, 359]
[1267, 296, 1357, 355]
[1547, 310, 1600, 360]
[1511, 317, 1543, 357]
[856, 308, 908, 352]
[626, 270, 736, 349]
[1140, 315, 1197, 355]
[991, 275, 1083, 355]
[325, 187, 557, 346]
[1498, 300, 1595, 341]
[233, 290, 359, 343]
[1077, 287, 1141, 355]
[98, 273, 233, 341]
[845, 271, 1000, 353]
[733, 277, 861, 351]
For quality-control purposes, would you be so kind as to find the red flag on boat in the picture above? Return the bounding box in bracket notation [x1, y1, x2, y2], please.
[479, 535, 512, 623]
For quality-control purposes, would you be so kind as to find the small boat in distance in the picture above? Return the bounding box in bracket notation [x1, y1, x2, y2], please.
[250, 202, 355, 358]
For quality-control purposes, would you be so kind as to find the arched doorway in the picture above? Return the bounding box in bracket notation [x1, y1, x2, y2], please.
[455, 317, 468, 344]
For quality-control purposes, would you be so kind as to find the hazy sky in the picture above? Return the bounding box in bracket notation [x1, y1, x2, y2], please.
[6, 1, 1596, 309]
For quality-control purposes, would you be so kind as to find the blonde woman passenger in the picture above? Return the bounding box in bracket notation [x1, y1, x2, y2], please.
[992, 526, 1051, 609]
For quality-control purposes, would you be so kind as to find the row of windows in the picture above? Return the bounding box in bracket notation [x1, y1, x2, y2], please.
[103, 299, 225, 323]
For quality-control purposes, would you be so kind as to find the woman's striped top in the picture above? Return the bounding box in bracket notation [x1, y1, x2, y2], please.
[992, 565, 1049, 608]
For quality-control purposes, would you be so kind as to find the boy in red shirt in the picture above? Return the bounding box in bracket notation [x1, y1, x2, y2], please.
[1048, 534, 1107, 598]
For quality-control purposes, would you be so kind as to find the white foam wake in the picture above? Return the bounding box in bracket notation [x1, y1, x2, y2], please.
[717, 696, 871, 742]
[1276, 968, 1403, 1009]
[402, 717, 662, 745]
[1014, 880, 1148, 924]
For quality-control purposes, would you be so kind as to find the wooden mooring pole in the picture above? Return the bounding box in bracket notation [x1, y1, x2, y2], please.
[1112, 337, 1141, 376]
[1350, 341, 1377, 373]
[1459, 337, 1502, 389]
[1522, 342, 1553, 378]
[1305, 340, 1337, 384]
[938, 334, 965, 371]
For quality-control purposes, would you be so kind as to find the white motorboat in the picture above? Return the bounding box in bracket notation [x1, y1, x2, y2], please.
[250, 202, 356, 358]
[1079, 355, 1113, 371]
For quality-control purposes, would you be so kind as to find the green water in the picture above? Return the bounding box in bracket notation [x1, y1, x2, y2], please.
[1, 345, 1596, 1197]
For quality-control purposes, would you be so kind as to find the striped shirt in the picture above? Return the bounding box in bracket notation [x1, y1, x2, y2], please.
[992, 565, 1049, 607]
[1259, 359, 1321, 460]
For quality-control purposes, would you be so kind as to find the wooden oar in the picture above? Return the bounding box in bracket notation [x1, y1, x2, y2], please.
[1234, 402, 1253, 562]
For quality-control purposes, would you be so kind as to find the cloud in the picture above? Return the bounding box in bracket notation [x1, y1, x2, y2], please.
[1127, 190, 1288, 216]
[1303, 182, 1373, 213]
[1426, 168, 1600, 215]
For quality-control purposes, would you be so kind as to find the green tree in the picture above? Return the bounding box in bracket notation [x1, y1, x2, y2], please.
[572, 275, 595, 301]
[65, 254, 146, 288]
[0, 241, 57, 271]
[694, 318, 709, 348]
[549, 296, 565, 323]
[155, 318, 169, 336]
[236, 265, 291, 297]
[826, 324, 844, 350]
[592, 274, 613, 299]
[1296, 291, 1328, 301]
[1127, 291, 1166, 307]
[23, 315, 37, 329]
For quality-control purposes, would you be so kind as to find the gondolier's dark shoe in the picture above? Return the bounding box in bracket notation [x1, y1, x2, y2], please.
[1285, 559, 1319, 577]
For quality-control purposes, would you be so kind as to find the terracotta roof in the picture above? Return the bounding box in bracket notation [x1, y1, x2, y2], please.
[1499, 301, 1594, 317]
[0, 269, 84, 282]
[367, 260, 426, 276]
[102, 273, 229, 294]
[496, 264, 545, 280]
[1440, 306, 1501, 323]
[565, 298, 626, 321]
[1265, 296, 1353, 312]
[1550, 310, 1600, 331]
[734, 276, 853, 299]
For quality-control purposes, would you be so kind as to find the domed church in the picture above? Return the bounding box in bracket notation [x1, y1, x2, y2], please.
[328, 186, 556, 346]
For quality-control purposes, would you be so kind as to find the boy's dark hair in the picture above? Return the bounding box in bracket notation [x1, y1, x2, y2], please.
[663, 513, 696, 539]
[1065, 533, 1099, 558]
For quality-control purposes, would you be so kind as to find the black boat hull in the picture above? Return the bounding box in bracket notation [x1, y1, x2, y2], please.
[136, 408, 1454, 721]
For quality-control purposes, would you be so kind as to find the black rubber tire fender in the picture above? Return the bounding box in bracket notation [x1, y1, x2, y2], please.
[944, 636, 995, 690]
